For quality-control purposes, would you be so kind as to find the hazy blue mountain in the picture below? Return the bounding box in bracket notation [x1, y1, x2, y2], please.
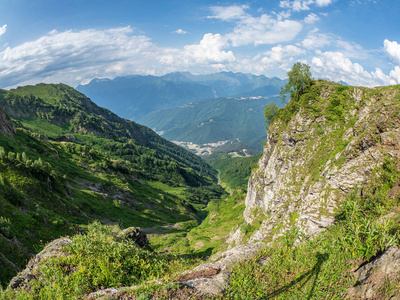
[173, 71, 284, 98]
[140, 96, 282, 154]
[76, 72, 284, 121]
[76, 75, 217, 121]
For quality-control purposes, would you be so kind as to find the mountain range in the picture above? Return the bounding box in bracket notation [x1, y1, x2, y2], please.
[76, 71, 285, 121]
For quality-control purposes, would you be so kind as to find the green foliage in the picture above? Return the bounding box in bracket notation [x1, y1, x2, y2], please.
[0, 222, 199, 299]
[264, 102, 279, 126]
[279, 62, 313, 104]
[208, 153, 262, 190]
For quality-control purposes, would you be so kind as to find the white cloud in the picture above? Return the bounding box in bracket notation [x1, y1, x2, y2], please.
[280, 0, 313, 11]
[0, 27, 159, 88]
[302, 28, 332, 49]
[261, 44, 306, 69]
[183, 33, 235, 64]
[301, 28, 366, 59]
[311, 50, 390, 86]
[279, 0, 334, 11]
[208, 5, 249, 21]
[384, 39, 400, 64]
[304, 13, 320, 24]
[0, 26, 240, 89]
[174, 29, 188, 34]
[207, 5, 303, 47]
[228, 15, 302, 46]
[0, 24, 6, 36]
[316, 0, 335, 7]
[389, 66, 400, 85]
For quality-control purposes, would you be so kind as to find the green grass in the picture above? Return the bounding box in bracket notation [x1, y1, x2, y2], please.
[0, 222, 201, 300]
[149, 190, 247, 257]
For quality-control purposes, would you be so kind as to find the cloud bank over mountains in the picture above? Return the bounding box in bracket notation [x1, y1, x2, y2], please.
[0, 1, 398, 89]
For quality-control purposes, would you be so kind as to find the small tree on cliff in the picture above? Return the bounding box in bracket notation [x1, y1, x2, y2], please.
[264, 102, 279, 127]
[279, 62, 313, 104]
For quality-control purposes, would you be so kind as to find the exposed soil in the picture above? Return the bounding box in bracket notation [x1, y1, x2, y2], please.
[174, 267, 221, 282]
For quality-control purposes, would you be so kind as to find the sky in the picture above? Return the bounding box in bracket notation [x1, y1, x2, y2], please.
[1, 0, 400, 89]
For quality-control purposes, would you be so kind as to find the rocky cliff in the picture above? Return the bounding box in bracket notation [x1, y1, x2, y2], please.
[241, 81, 400, 242]
[0, 106, 16, 137]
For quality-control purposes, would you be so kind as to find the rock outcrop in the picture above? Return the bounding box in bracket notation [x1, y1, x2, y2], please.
[240, 82, 400, 242]
[345, 246, 400, 299]
[179, 242, 266, 296]
[118, 227, 148, 247]
[7, 237, 72, 290]
[0, 107, 16, 137]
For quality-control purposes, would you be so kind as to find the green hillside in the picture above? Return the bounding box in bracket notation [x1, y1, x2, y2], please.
[208, 153, 263, 190]
[0, 83, 225, 288]
[140, 97, 281, 153]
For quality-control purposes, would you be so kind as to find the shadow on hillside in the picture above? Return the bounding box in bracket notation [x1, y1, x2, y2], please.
[267, 252, 329, 299]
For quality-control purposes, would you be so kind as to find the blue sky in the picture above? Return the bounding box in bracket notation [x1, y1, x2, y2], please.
[1, 0, 400, 89]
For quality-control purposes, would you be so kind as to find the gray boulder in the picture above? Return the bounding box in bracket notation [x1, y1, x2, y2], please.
[7, 237, 73, 290]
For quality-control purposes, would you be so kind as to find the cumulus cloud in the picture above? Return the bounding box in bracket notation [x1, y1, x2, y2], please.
[389, 66, 400, 85]
[228, 17, 302, 46]
[183, 33, 235, 64]
[384, 39, 400, 64]
[174, 29, 188, 34]
[208, 5, 303, 47]
[311, 50, 390, 86]
[261, 44, 306, 69]
[0, 24, 6, 36]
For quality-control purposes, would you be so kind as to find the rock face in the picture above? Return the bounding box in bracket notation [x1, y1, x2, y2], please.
[0, 107, 16, 137]
[179, 242, 266, 296]
[345, 246, 400, 299]
[7, 237, 72, 290]
[241, 82, 400, 242]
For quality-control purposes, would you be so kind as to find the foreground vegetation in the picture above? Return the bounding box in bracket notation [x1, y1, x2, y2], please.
[0, 221, 201, 299]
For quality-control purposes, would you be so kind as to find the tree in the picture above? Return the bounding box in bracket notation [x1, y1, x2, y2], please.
[279, 62, 313, 104]
[264, 102, 279, 126]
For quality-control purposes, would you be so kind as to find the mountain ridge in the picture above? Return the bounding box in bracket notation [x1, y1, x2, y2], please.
[76, 71, 285, 121]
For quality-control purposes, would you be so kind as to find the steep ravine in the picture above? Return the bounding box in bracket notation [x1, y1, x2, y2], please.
[239, 81, 400, 243]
